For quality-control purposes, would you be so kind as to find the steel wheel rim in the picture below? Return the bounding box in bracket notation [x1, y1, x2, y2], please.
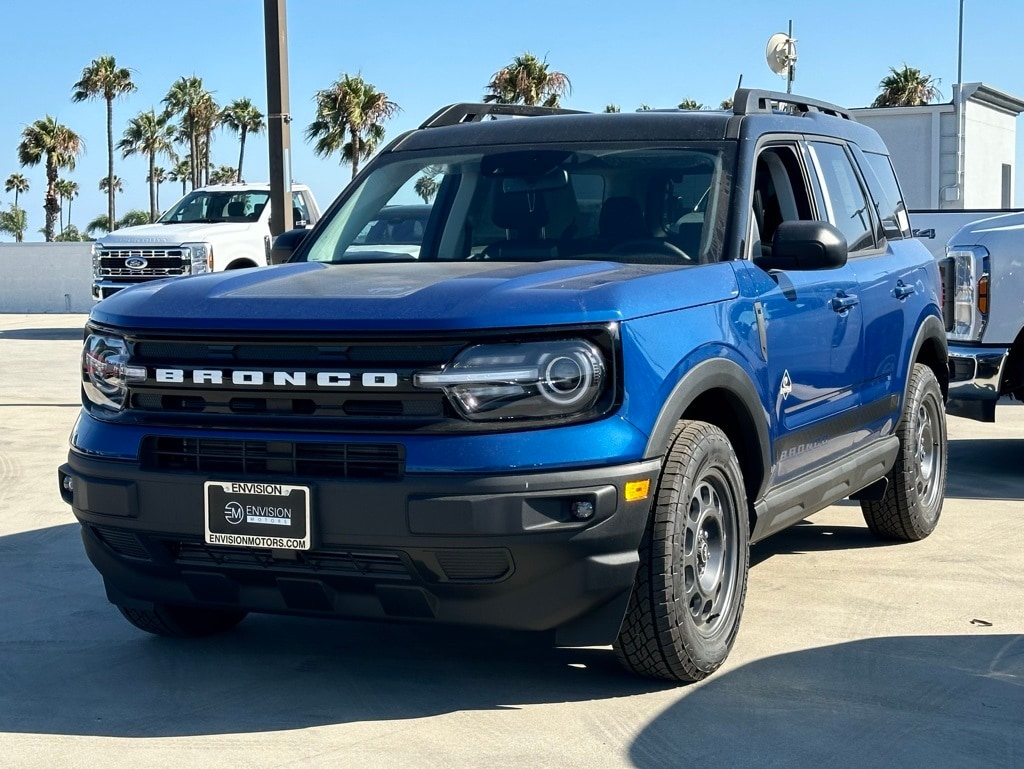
[681, 470, 737, 636]
[913, 394, 942, 517]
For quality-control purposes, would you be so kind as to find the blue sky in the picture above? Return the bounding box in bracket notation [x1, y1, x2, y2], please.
[2, 0, 1022, 240]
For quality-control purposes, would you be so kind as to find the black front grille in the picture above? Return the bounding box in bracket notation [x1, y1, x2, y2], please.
[143, 437, 405, 479]
[169, 540, 412, 579]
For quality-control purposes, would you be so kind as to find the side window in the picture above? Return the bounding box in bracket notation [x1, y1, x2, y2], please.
[861, 151, 912, 239]
[291, 193, 312, 226]
[808, 142, 876, 253]
[751, 145, 813, 256]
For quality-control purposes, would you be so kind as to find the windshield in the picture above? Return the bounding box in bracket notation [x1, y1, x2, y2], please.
[158, 190, 270, 224]
[300, 144, 733, 265]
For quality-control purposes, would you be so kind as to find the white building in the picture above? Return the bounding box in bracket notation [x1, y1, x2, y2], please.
[851, 82, 1024, 209]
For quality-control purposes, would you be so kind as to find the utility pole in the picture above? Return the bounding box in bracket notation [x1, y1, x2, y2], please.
[264, 0, 294, 237]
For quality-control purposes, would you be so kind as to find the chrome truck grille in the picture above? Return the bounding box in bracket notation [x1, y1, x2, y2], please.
[96, 247, 189, 278]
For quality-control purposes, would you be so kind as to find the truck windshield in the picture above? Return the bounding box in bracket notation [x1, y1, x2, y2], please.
[300, 144, 733, 265]
[158, 190, 270, 224]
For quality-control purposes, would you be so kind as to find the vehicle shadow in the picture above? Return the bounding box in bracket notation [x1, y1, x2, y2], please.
[750, 521, 894, 567]
[629, 633, 1023, 768]
[0, 523, 670, 738]
[0, 327, 84, 341]
[947, 437, 1024, 501]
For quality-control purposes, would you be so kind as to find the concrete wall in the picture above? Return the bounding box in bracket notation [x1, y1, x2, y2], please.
[963, 99, 1017, 208]
[852, 83, 1023, 211]
[0, 243, 93, 313]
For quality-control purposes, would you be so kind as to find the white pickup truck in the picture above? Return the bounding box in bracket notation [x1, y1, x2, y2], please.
[91, 183, 320, 300]
[912, 209, 1024, 422]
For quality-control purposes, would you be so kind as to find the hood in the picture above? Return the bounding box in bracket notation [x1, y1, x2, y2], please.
[96, 221, 256, 245]
[91, 260, 739, 332]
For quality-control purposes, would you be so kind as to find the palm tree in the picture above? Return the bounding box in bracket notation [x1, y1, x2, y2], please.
[220, 98, 265, 182]
[119, 109, 176, 221]
[0, 204, 28, 242]
[4, 173, 29, 208]
[208, 165, 238, 185]
[163, 76, 210, 189]
[720, 98, 734, 110]
[17, 116, 83, 241]
[872, 65, 942, 107]
[603, 104, 621, 113]
[168, 159, 191, 197]
[99, 175, 123, 195]
[414, 166, 443, 203]
[86, 213, 110, 236]
[148, 166, 167, 213]
[678, 99, 705, 110]
[54, 178, 79, 233]
[483, 53, 571, 107]
[119, 209, 150, 227]
[72, 55, 136, 231]
[306, 73, 399, 179]
[195, 92, 220, 186]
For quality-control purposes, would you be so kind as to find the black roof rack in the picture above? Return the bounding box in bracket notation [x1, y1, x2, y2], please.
[419, 102, 587, 129]
[733, 88, 853, 120]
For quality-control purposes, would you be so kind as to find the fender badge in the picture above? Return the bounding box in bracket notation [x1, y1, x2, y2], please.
[780, 370, 793, 401]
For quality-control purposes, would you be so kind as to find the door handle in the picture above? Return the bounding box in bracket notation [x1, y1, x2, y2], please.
[894, 282, 916, 300]
[831, 293, 859, 313]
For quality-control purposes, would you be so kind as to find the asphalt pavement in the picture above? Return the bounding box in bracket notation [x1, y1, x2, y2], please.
[0, 313, 1021, 769]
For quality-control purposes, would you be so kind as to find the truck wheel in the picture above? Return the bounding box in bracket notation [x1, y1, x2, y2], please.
[614, 421, 749, 682]
[117, 603, 247, 638]
[861, 363, 946, 541]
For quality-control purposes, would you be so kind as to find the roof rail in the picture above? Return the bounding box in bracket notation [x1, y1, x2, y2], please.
[419, 102, 587, 129]
[733, 88, 853, 120]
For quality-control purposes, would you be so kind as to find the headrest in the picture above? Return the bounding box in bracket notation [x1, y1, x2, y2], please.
[599, 197, 646, 240]
[491, 187, 549, 232]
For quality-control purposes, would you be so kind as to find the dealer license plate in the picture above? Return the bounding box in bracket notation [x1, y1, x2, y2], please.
[204, 481, 311, 550]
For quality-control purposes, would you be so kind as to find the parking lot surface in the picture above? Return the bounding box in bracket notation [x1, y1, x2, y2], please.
[1, 314, 1021, 769]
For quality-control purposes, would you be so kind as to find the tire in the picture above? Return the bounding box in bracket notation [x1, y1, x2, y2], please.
[861, 363, 946, 541]
[117, 604, 247, 638]
[614, 421, 749, 682]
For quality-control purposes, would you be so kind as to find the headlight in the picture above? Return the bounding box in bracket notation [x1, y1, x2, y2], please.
[414, 339, 607, 421]
[82, 332, 146, 410]
[184, 242, 213, 274]
[947, 245, 989, 342]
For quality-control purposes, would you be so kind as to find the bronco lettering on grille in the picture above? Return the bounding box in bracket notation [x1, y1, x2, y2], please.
[154, 368, 400, 388]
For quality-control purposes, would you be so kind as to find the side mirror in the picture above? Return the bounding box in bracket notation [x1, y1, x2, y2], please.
[269, 228, 310, 265]
[756, 220, 848, 271]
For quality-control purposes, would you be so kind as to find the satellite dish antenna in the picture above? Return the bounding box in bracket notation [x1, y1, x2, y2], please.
[766, 27, 797, 92]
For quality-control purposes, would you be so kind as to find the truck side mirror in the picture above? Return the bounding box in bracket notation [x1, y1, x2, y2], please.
[269, 228, 310, 265]
[756, 220, 848, 271]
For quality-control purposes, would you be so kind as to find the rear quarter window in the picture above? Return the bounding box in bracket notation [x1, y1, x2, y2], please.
[861, 152, 912, 240]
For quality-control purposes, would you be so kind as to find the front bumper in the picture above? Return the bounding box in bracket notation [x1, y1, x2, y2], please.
[946, 344, 1010, 422]
[92, 281, 131, 301]
[59, 451, 660, 646]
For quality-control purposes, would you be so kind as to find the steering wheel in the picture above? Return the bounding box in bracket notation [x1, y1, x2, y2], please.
[609, 238, 691, 261]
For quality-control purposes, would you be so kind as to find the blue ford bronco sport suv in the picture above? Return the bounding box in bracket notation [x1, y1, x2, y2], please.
[60, 89, 949, 682]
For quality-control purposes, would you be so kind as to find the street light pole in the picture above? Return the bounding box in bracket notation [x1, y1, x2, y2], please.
[264, 0, 294, 237]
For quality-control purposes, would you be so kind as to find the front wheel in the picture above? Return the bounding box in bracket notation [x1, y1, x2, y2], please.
[117, 603, 247, 638]
[614, 421, 749, 682]
[861, 363, 946, 541]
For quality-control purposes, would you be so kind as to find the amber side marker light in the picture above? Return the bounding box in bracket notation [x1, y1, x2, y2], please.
[977, 275, 989, 315]
[624, 479, 651, 501]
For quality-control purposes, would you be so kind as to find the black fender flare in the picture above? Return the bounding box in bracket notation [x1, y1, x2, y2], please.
[643, 357, 771, 501]
[906, 313, 949, 403]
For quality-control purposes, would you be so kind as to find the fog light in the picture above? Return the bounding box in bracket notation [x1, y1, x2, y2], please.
[62, 475, 74, 492]
[571, 500, 595, 520]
